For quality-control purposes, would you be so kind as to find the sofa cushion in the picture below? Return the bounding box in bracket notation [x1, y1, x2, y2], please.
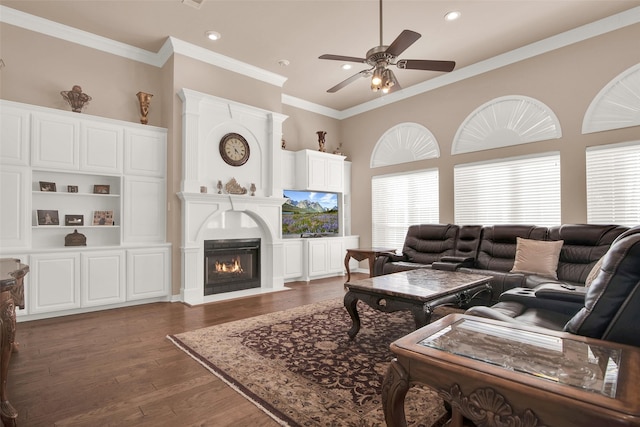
[402, 224, 458, 265]
[475, 225, 548, 272]
[510, 237, 563, 279]
[584, 256, 604, 288]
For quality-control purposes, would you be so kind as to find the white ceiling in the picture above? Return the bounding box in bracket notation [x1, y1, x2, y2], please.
[3, 1, 640, 112]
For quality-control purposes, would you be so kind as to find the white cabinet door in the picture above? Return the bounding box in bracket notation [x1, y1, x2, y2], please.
[326, 158, 344, 192]
[29, 252, 80, 314]
[328, 239, 344, 273]
[80, 121, 123, 173]
[307, 239, 328, 277]
[124, 128, 166, 177]
[283, 240, 303, 279]
[123, 176, 166, 243]
[0, 166, 30, 249]
[295, 150, 344, 192]
[0, 102, 30, 166]
[81, 250, 125, 307]
[31, 112, 80, 170]
[126, 247, 170, 300]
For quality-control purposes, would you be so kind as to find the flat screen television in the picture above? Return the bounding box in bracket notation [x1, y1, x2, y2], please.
[282, 190, 339, 237]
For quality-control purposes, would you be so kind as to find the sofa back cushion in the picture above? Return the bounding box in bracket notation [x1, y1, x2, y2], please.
[564, 226, 640, 346]
[455, 225, 483, 259]
[547, 224, 628, 283]
[402, 224, 459, 264]
[475, 225, 548, 272]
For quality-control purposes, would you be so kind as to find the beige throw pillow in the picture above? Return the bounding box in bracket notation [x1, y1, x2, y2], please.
[510, 237, 563, 279]
[585, 257, 605, 288]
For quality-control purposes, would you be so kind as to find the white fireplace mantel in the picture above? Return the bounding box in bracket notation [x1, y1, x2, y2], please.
[177, 89, 289, 305]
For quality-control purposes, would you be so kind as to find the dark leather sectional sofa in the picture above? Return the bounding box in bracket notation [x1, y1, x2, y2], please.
[373, 223, 629, 304]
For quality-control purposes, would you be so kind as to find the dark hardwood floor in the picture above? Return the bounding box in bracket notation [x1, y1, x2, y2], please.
[10, 273, 368, 426]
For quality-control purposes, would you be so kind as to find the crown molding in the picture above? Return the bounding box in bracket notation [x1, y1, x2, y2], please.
[2, 5, 638, 119]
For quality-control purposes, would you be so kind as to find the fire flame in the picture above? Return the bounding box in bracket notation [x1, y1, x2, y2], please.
[215, 256, 243, 273]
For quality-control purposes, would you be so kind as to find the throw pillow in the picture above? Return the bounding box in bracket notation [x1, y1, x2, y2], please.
[510, 237, 564, 279]
[585, 256, 605, 288]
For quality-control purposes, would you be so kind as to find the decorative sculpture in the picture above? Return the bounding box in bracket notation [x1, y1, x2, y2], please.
[60, 85, 91, 113]
[317, 131, 327, 152]
[136, 91, 153, 125]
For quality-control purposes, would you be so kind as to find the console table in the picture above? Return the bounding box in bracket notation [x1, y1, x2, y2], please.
[382, 314, 640, 427]
[0, 258, 29, 427]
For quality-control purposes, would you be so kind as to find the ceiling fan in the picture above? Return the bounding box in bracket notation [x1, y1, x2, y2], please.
[319, 0, 456, 94]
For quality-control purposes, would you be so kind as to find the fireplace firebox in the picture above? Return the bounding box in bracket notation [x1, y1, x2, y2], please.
[204, 239, 260, 295]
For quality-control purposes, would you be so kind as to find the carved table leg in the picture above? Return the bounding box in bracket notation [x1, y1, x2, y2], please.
[0, 295, 17, 427]
[343, 291, 361, 340]
[382, 358, 410, 427]
[344, 252, 352, 285]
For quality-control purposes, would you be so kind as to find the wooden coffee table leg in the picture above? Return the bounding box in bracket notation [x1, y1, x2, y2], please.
[382, 358, 410, 427]
[343, 291, 361, 340]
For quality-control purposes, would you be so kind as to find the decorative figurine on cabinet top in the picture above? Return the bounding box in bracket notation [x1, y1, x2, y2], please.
[317, 131, 327, 152]
[136, 91, 153, 125]
[65, 229, 87, 246]
[60, 85, 91, 113]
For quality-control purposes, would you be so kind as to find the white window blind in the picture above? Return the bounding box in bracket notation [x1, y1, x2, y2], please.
[372, 169, 439, 249]
[586, 141, 640, 227]
[454, 152, 561, 226]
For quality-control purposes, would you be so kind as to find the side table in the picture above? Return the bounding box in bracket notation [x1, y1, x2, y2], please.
[0, 258, 29, 427]
[383, 314, 640, 427]
[344, 247, 396, 283]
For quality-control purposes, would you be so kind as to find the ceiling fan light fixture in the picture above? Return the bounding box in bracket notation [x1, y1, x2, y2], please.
[371, 67, 384, 86]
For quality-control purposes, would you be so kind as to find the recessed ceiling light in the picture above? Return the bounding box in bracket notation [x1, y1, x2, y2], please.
[444, 11, 461, 21]
[342, 64, 352, 70]
[205, 30, 221, 41]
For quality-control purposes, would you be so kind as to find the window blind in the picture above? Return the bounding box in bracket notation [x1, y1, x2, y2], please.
[454, 152, 561, 226]
[586, 141, 640, 227]
[371, 169, 439, 249]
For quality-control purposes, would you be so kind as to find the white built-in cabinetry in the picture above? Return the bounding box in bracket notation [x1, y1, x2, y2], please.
[281, 148, 359, 281]
[0, 100, 170, 321]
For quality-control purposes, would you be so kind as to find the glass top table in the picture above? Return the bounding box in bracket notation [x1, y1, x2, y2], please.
[418, 318, 620, 397]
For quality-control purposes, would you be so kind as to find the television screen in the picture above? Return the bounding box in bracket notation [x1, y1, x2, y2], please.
[282, 190, 339, 236]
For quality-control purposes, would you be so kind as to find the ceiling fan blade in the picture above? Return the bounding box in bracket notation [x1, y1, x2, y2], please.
[385, 30, 421, 57]
[396, 59, 456, 72]
[327, 70, 369, 93]
[319, 54, 367, 63]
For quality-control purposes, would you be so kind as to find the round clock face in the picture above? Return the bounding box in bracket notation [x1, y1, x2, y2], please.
[219, 133, 250, 166]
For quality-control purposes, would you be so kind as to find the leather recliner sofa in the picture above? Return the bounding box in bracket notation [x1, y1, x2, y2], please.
[373, 223, 629, 304]
[465, 226, 640, 347]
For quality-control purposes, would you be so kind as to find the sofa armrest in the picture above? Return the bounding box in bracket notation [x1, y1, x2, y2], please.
[499, 287, 583, 315]
[372, 252, 407, 276]
[534, 283, 587, 303]
[440, 256, 475, 267]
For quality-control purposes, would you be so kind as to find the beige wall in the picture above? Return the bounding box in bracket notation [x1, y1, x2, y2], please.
[2, 19, 639, 294]
[341, 23, 640, 249]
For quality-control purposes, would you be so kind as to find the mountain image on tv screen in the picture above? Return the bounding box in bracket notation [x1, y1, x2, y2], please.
[282, 190, 339, 236]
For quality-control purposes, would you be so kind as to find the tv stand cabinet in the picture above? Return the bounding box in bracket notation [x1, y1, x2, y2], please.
[283, 236, 359, 282]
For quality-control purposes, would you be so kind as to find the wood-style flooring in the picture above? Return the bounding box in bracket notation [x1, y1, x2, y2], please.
[10, 273, 368, 426]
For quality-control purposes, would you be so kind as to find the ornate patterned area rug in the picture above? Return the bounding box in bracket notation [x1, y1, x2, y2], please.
[168, 298, 448, 427]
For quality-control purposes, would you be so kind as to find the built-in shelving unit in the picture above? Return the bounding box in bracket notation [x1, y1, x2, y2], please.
[0, 100, 171, 321]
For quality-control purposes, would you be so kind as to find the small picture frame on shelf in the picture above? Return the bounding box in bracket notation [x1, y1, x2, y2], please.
[65, 214, 84, 226]
[67, 185, 78, 193]
[39, 181, 57, 192]
[93, 210, 114, 226]
[93, 185, 110, 195]
[37, 210, 59, 225]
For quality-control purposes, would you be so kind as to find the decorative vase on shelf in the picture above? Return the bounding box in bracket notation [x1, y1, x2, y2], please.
[317, 131, 327, 152]
[60, 85, 91, 113]
[136, 91, 153, 124]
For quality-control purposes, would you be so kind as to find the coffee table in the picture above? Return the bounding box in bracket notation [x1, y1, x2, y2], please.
[343, 269, 491, 339]
[383, 314, 640, 427]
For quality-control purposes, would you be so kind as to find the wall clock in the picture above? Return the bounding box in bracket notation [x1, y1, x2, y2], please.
[219, 133, 250, 166]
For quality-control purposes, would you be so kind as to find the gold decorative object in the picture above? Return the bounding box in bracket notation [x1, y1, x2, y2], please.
[217, 180, 223, 194]
[317, 131, 327, 152]
[136, 91, 153, 124]
[224, 178, 247, 195]
[60, 85, 91, 113]
[333, 142, 344, 156]
[250, 183, 256, 196]
[65, 229, 87, 246]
